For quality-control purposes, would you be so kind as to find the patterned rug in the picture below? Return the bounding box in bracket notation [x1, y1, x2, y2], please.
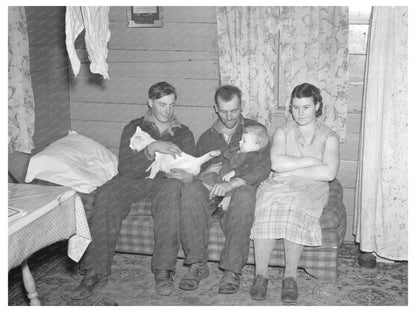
[8, 241, 408, 306]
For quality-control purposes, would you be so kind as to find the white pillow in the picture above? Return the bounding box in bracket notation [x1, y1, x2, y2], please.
[25, 131, 118, 193]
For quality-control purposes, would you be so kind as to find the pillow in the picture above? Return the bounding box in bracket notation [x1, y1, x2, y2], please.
[25, 131, 118, 193]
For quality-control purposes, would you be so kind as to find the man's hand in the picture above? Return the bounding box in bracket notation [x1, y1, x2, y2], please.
[202, 162, 223, 175]
[209, 177, 246, 199]
[166, 168, 194, 183]
[147, 141, 182, 158]
[209, 182, 234, 199]
[222, 170, 236, 182]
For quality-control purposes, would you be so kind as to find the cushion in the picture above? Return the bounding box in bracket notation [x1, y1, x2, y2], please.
[25, 131, 118, 193]
[319, 179, 345, 230]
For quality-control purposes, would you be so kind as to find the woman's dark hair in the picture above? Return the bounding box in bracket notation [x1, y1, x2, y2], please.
[214, 85, 242, 106]
[148, 81, 177, 101]
[289, 83, 323, 117]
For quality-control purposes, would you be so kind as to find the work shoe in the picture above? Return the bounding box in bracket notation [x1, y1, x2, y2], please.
[281, 277, 298, 304]
[70, 271, 108, 300]
[218, 270, 240, 294]
[154, 270, 175, 296]
[249, 274, 269, 300]
[178, 262, 209, 291]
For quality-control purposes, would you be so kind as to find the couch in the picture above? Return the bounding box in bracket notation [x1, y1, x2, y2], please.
[80, 178, 346, 281]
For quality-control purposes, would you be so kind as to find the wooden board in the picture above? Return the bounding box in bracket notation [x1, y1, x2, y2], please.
[349, 6, 372, 24]
[348, 83, 364, 112]
[343, 187, 355, 216]
[109, 6, 217, 23]
[75, 60, 218, 80]
[348, 54, 366, 84]
[337, 161, 358, 189]
[75, 49, 218, 64]
[349, 25, 369, 55]
[70, 102, 216, 125]
[69, 76, 218, 106]
[108, 22, 218, 52]
[71, 119, 212, 150]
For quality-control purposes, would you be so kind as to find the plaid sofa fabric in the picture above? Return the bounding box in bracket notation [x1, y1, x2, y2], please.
[81, 179, 346, 281]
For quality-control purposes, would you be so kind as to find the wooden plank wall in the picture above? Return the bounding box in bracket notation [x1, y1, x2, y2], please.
[25, 6, 71, 153]
[69, 6, 371, 243]
[69, 6, 219, 155]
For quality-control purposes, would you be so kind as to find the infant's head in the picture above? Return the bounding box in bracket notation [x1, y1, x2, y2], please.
[239, 125, 269, 153]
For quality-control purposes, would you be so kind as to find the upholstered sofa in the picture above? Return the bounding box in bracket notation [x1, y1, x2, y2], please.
[79, 178, 346, 281]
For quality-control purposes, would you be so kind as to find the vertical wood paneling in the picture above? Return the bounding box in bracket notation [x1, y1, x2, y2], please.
[25, 6, 70, 153]
[66, 6, 370, 244]
[341, 7, 371, 242]
[69, 6, 219, 150]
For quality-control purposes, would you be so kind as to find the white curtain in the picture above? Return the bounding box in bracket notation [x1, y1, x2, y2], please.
[8, 6, 35, 153]
[353, 7, 408, 261]
[216, 7, 279, 130]
[279, 7, 349, 142]
[216, 7, 349, 141]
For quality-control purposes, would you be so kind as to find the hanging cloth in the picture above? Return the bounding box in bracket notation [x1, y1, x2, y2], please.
[353, 7, 408, 261]
[65, 6, 111, 79]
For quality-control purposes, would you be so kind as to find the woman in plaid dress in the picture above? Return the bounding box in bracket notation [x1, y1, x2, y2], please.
[249, 83, 340, 303]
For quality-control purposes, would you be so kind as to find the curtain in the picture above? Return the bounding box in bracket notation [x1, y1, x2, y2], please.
[216, 7, 349, 140]
[8, 6, 35, 153]
[353, 7, 408, 261]
[216, 7, 279, 130]
[279, 7, 349, 142]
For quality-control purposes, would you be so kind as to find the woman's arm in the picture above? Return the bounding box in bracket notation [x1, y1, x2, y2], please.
[277, 135, 340, 182]
[271, 128, 322, 172]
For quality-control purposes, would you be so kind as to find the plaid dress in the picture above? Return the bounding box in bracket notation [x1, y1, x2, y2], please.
[251, 120, 337, 246]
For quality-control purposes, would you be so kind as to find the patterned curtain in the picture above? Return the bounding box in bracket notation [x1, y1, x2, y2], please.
[216, 7, 279, 130]
[8, 6, 35, 153]
[353, 7, 408, 261]
[279, 7, 349, 142]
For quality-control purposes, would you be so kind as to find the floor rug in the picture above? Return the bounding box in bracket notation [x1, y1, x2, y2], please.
[8, 242, 408, 306]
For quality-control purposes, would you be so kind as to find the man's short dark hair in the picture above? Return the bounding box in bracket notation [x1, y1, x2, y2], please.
[148, 81, 177, 101]
[214, 85, 242, 106]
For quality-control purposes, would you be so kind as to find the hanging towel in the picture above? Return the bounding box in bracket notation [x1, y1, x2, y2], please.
[65, 6, 111, 79]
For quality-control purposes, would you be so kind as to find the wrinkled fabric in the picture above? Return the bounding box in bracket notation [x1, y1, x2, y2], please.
[65, 6, 111, 79]
[252, 120, 337, 246]
[216, 6, 279, 131]
[353, 7, 408, 261]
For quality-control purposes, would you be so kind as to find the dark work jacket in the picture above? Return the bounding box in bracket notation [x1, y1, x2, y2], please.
[196, 116, 271, 187]
[118, 116, 195, 180]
